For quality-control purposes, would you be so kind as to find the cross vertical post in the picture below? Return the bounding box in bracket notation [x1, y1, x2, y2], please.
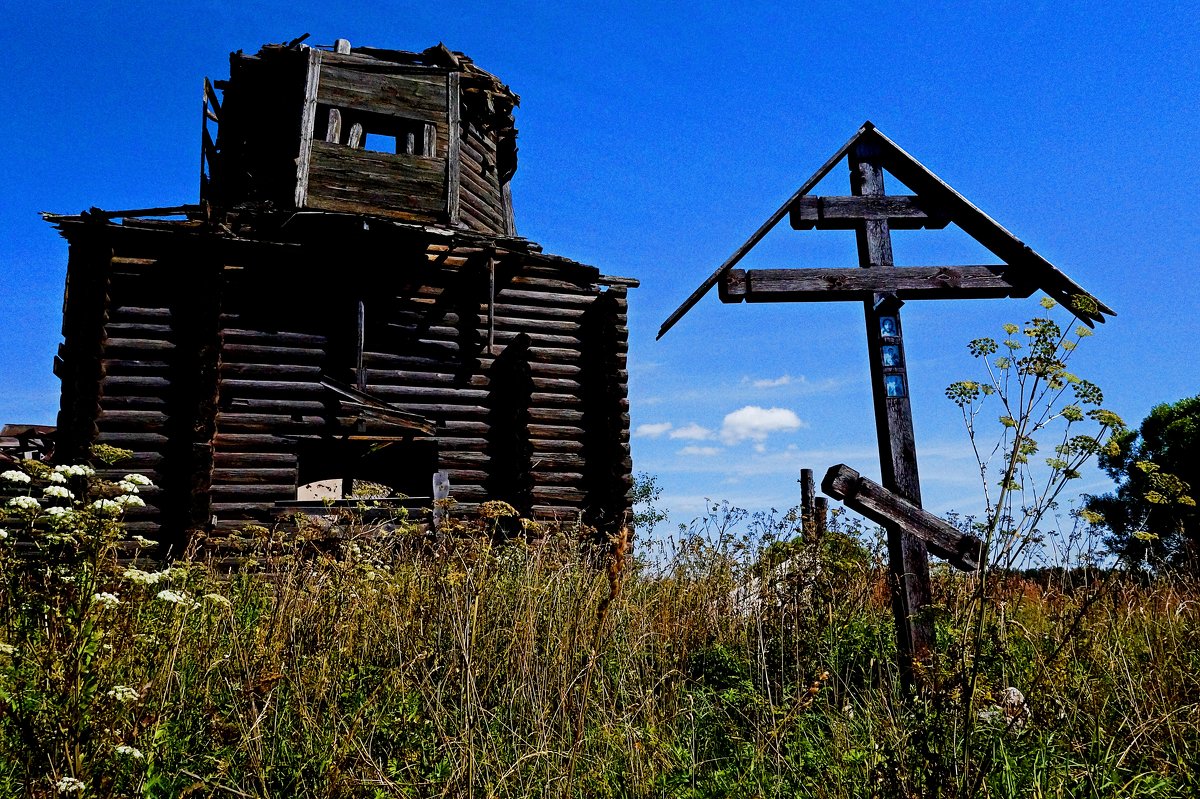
[850, 140, 935, 680]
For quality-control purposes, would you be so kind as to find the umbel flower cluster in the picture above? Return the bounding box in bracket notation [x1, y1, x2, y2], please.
[0, 449, 224, 795]
[2, 462, 150, 528]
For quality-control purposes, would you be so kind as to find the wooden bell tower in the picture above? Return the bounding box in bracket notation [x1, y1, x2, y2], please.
[203, 38, 517, 235]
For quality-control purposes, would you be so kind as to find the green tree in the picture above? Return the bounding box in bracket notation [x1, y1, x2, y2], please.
[1084, 394, 1199, 570]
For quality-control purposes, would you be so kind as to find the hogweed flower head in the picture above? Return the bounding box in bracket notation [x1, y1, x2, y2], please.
[7, 496, 40, 511]
[156, 589, 194, 606]
[48, 472, 67, 484]
[115, 494, 145, 508]
[107, 685, 140, 703]
[53, 464, 94, 477]
[114, 744, 144, 760]
[1, 470, 31, 484]
[55, 777, 86, 793]
[43, 485, 73, 500]
[116, 481, 140, 494]
[92, 592, 121, 608]
[91, 498, 123, 515]
[122, 473, 153, 487]
[123, 568, 168, 585]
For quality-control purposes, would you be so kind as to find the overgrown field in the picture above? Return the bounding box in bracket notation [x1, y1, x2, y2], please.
[1, 484, 1198, 798]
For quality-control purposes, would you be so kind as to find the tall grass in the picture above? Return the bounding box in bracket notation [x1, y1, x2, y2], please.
[2, 483, 1198, 797]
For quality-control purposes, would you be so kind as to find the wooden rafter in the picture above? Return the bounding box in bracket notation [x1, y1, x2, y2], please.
[658, 121, 1113, 338]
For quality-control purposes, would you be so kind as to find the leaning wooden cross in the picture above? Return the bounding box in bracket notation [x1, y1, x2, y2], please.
[659, 122, 1113, 684]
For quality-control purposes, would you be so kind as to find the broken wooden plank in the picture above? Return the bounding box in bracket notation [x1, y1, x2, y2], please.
[822, 464, 985, 571]
[790, 195, 950, 230]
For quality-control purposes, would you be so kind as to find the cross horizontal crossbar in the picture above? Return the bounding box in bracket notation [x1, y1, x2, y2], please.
[790, 195, 950, 231]
[720, 265, 1037, 303]
[821, 464, 985, 571]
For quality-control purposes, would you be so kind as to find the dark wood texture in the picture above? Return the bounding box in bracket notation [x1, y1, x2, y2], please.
[721, 265, 1035, 303]
[851, 143, 935, 678]
[661, 121, 1113, 335]
[306, 140, 446, 219]
[656, 123, 873, 339]
[801, 468, 815, 539]
[54, 236, 113, 464]
[208, 43, 517, 235]
[822, 464, 984, 571]
[446, 71, 461, 225]
[790, 195, 949, 230]
[48, 217, 635, 542]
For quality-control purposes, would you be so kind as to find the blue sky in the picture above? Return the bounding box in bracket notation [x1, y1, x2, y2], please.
[3, 2, 1197, 537]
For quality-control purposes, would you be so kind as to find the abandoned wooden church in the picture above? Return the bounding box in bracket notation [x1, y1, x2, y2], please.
[44, 38, 636, 547]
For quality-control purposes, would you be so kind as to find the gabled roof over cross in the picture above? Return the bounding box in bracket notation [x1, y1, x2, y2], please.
[657, 121, 1114, 339]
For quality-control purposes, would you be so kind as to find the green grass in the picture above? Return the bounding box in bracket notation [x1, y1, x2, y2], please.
[2, 494, 1199, 799]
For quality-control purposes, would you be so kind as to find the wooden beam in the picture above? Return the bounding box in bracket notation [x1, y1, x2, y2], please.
[852, 143, 935, 680]
[656, 122, 877, 339]
[790, 195, 950, 230]
[293, 47, 322, 208]
[721, 265, 1036, 303]
[446, 71, 462, 225]
[864, 127, 1114, 325]
[822, 464, 984, 571]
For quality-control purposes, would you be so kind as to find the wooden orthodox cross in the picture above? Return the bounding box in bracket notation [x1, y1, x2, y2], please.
[659, 122, 1113, 684]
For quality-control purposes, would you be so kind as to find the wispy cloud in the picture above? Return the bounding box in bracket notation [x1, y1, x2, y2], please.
[719, 405, 806, 444]
[678, 445, 721, 457]
[740, 374, 848, 395]
[634, 422, 673, 438]
[669, 423, 713, 440]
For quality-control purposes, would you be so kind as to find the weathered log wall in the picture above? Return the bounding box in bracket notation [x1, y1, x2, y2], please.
[51, 217, 633, 547]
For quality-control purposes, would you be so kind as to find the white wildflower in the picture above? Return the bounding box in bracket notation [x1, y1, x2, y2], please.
[122, 473, 153, 487]
[106, 685, 140, 703]
[0, 528, 7, 540]
[1, 470, 31, 484]
[113, 744, 144, 760]
[202, 593, 232, 608]
[48, 472, 68, 484]
[92, 592, 121, 608]
[156, 589, 191, 605]
[7, 496, 40, 511]
[44, 506, 74, 519]
[53, 464, 94, 478]
[114, 494, 145, 508]
[55, 776, 86, 793]
[132, 535, 158, 548]
[122, 568, 162, 585]
[43, 485, 73, 500]
[91, 498, 122, 514]
[0, 643, 15, 656]
[116, 481, 140, 494]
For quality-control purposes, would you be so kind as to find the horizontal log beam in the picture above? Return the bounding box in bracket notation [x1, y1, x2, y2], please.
[720, 265, 1036, 304]
[822, 464, 984, 571]
[790, 195, 950, 230]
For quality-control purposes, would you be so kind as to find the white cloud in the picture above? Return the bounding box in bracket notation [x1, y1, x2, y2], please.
[719, 406, 805, 444]
[669, 423, 713, 440]
[678, 445, 721, 457]
[634, 422, 673, 438]
[751, 375, 792, 388]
